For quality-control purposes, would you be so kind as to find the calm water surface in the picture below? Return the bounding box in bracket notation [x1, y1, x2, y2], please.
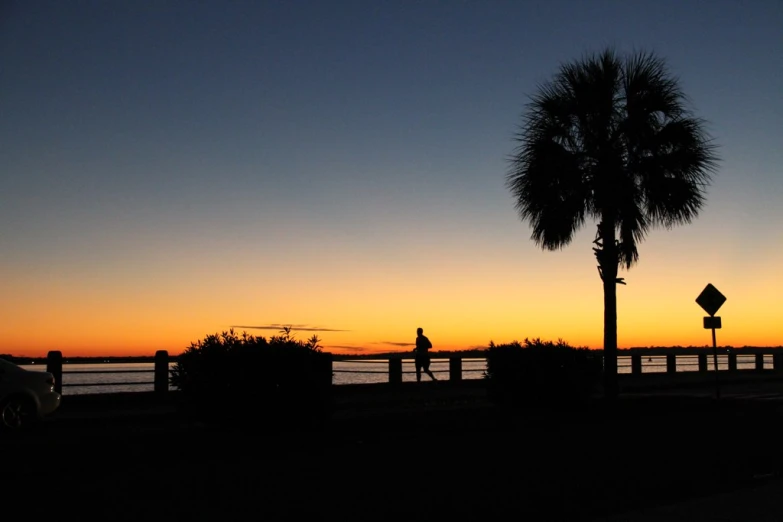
[20, 354, 767, 395]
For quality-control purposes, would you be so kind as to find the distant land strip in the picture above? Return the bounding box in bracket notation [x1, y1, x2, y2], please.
[2, 346, 783, 365]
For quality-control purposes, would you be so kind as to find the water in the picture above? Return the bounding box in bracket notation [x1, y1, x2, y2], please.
[332, 358, 488, 385]
[19, 354, 770, 395]
[26, 362, 174, 395]
[18, 359, 489, 395]
[619, 354, 770, 373]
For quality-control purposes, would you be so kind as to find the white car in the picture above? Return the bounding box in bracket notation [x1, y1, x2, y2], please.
[0, 358, 61, 430]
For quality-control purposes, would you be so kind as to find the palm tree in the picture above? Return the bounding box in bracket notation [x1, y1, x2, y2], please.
[506, 49, 718, 399]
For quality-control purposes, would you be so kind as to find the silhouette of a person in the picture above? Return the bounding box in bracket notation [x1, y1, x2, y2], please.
[414, 327, 436, 382]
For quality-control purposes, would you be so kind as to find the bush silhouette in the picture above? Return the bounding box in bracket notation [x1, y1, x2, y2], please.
[170, 328, 333, 428]
[484, 338, 603, 410]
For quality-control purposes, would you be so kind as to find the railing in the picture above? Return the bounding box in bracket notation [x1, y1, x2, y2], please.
[40, 349, 783, 396]
[42, 351, 485, 395]
[45, 350, 170, 395]
[621, 352, 783, 374]
[331, 356, 487, 383]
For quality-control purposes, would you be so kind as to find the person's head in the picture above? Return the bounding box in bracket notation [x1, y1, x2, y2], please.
[417, 327, 423, 335]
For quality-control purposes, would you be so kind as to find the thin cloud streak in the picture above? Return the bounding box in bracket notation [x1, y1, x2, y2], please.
[231, 324, 350, 332]
[325, 345, 371, 352]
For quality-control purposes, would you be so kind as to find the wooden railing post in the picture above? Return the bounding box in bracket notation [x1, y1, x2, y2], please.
[631, 354, 642, 374]
[728, 352, 737, 372]
[666, 353, 676, 374]
[449, 356, 462, 381]
[698, 353, 708, 372]
[389, 358, 402, 384]
[154, 350, 168, 395]
[321, 353, 334, 387]
[46, 351, 63, 395]
[755, 353, 764, 371]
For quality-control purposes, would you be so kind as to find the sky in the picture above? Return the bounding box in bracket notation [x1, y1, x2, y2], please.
[1, 0, 781, 357]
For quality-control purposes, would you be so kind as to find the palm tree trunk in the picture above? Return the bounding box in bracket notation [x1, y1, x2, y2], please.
[600, 220, 619, 400]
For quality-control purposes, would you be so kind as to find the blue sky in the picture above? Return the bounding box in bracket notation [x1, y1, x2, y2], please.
[1, 0, 781, 355]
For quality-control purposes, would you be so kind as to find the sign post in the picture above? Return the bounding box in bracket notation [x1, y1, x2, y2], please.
[696, 283, 726, 400]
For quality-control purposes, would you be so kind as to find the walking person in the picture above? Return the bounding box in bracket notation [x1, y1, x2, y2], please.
[414, 327, 437, 382]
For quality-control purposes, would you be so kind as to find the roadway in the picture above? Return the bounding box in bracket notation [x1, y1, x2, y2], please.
[6, 377, 783, 521]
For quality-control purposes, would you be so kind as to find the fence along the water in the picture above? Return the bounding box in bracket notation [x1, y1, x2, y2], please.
[331, 356, 487, 384]
[43, 351, 483, 394]
[45, 350, 171, 395]
[42, 350, 783, 395]
[622, 352, 783, 373]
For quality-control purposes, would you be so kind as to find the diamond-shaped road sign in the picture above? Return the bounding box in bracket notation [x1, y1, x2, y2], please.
[696, 283, 726, 317]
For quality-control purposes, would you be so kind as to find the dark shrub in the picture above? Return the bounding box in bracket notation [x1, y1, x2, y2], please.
[484, 338, 603, 410]
[170, 328, 333, 428]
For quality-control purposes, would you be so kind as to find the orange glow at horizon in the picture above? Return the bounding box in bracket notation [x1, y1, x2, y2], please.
[3, 216, 782, 358]
[4, 249, 781, 358]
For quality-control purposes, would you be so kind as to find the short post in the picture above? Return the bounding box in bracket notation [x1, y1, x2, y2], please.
[666, 353, 676, 374]
[46, 351, 63, 395]
[755, 353, 764, 371]
[711, 326, 720, 399]
[449, 356, 462, 381]
[775, 353, 783, 371]
[154, 350, 168, 395]
[728, 352, 737, 372]
[631, 354, 642, 374]
[389, 358, 402, 384]
[321, 353, 334, 387]
[698, 353, 708, 372]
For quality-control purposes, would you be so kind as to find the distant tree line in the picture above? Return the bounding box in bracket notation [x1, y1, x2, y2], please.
[3, 345, 783, 365]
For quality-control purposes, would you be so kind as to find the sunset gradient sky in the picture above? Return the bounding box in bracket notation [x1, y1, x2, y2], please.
[2, 1, 781, 357]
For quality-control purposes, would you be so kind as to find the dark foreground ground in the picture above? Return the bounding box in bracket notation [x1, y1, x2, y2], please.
[5, 381, 783, 521]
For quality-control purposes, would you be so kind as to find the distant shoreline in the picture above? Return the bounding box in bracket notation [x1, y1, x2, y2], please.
[3, 345, 783, 365]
